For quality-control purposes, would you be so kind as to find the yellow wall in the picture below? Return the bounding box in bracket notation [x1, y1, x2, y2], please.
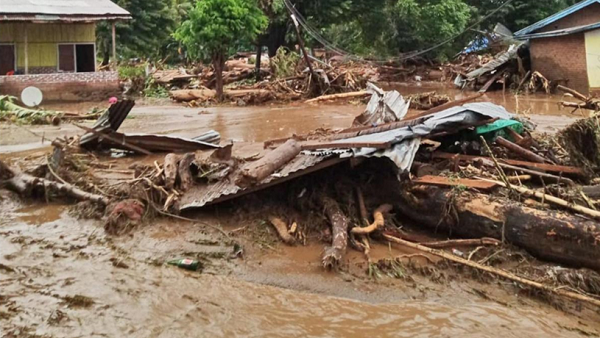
[586, 29, 600, 90]
[0, 23, 96, 69]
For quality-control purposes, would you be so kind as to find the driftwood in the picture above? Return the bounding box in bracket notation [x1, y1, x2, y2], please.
[164, 154, 180, 190]
[305, 91, 369, 103]
[321, 196, 349, 269]
[351, 204, 393, 234]
[398, 185, 600, 271]
[558, 85, 600, 112]
[268, 216, 295, 245]
[495, 136, 548, 163]
[170, 88, 272, 103]
[177, 153, 196, 191]
[0, 160, 109, 205]
[383, 234, 600, 307]
[241, 139, 301, 184]
[420, 238, 501, 248]
[170, 89, 216, 102]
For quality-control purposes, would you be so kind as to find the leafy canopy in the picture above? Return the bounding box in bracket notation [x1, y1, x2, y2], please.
[174, 0, 268, 60]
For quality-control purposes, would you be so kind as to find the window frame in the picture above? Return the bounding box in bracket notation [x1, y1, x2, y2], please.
[57, 42, 97, 73]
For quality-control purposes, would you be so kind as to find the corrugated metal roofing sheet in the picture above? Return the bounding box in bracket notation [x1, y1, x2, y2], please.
[515, 22, 600, 40]
[179, 155, 344, 210]
[179, 100, 515, 210]
[515, 0, 600, 36]
[0, 0, 131, 18]
[323, 102, 513, 146]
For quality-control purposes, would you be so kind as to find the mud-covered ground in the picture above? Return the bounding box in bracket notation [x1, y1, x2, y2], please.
[2, 87, 600, 337]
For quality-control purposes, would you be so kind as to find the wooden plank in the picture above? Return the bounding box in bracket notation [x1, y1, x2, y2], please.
[431, 152, 584, 175]
[412, 175, 498, 190]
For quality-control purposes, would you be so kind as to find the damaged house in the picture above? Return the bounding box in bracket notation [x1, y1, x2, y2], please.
[515, 0, 600, 94]
[0, 0, 131, 101]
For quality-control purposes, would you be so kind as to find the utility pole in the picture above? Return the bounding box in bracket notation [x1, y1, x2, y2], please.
[289, 12, 315, 78]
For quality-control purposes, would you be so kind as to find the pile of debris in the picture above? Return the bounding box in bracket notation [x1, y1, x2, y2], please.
[3, 83, 600, 309]
[150, 53, 379, 106]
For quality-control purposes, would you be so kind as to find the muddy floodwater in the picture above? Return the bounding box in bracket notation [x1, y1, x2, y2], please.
[2, 86, 599, 337]
[2, 202, 598, 337]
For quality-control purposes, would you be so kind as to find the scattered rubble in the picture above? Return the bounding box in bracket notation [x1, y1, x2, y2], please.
[3, 83, 600, 310]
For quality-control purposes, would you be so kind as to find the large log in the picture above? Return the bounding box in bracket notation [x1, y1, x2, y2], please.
[397, 185, 600, 271]
[240, 139, 301, 184]
[321, 196, 349, 269]
[0, 160, 109, 205]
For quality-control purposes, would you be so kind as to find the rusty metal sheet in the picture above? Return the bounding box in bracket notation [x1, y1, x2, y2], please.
[80, 100, 135, 148]
[179, 155, 345, 210]
[119, 133, 219, 153]
[1, 0, 131, 18]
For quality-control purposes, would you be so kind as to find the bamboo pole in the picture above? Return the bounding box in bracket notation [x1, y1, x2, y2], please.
[383, 234, 600, 307]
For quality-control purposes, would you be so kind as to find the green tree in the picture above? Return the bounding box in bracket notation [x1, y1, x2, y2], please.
[97, 0, 176, 64]
[392, 0, 471, 60]
[465, 0, 574, 32]
[174, 0, 268, 101]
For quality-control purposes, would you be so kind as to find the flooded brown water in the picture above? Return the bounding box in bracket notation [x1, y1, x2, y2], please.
[0, 85, 581, 152]
[2, 201, 599, 337]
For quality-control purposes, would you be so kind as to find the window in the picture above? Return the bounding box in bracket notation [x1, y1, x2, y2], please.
[58, 43, 95, 73]
[0, 44, 16, 75]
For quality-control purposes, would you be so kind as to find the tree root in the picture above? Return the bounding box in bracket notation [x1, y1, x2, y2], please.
[351, 204, 393, 234]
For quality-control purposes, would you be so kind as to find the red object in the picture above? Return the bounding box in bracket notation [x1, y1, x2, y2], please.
[6, 71, 14, 76]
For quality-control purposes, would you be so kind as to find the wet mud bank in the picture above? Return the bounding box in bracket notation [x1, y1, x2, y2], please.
[2, 194, 600, 337]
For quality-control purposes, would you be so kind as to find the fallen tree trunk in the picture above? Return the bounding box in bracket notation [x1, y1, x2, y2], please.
[170, 88, 272, 103]
[321, 196, 349, 269]
[384, 234, 600, 307]
[0, 160, 109, 205]
[305, 91, 369, 103]
[240, 139, 301, 184]
[397, 185, 600, 271]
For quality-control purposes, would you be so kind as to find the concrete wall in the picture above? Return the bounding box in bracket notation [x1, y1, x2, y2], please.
[0, 23, 96, 73]
[0, 72, 120, 102]
[530, 33, 589, 93]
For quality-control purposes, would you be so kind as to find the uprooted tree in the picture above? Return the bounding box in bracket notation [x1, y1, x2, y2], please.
[174, 0, 268, 101]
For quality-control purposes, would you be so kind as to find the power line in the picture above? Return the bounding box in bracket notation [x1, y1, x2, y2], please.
[284, 0, 516, 63]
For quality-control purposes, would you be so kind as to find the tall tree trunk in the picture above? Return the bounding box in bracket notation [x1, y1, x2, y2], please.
[212, 52, 225, 102]
[101, 44, 110, 67]
[266, 22, 288, 57]
[255, 44, 262, 82]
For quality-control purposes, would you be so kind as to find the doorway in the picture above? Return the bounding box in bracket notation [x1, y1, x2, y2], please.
[76, 44, 95, 72]
[0, 44, 16, 75]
